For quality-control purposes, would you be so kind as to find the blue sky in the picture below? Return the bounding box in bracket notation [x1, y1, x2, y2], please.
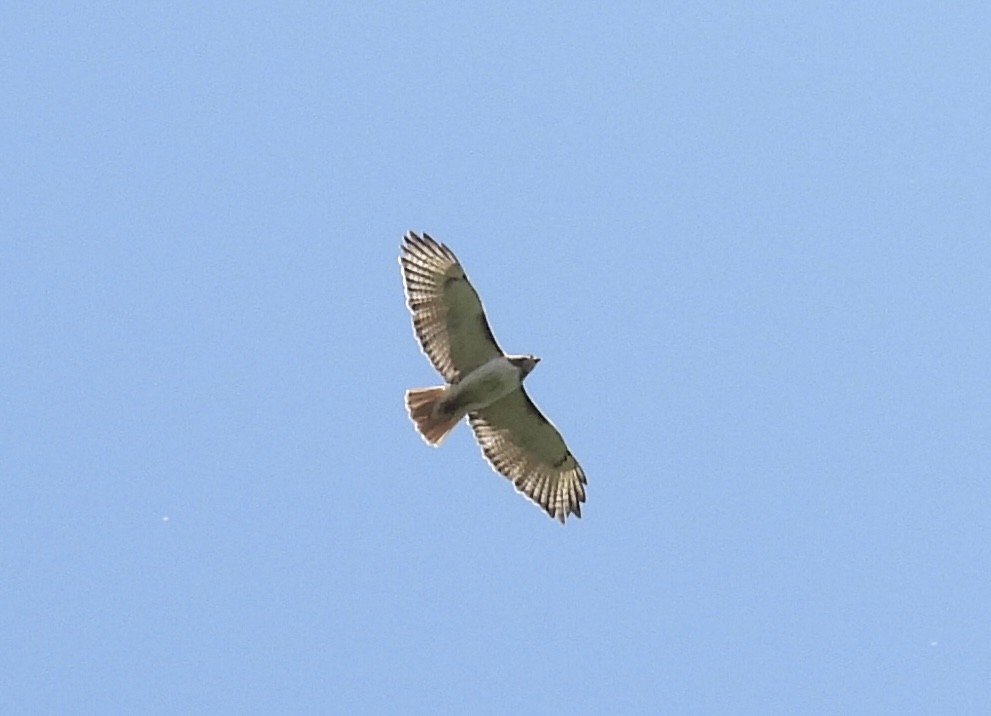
[2, 2, 989, 713]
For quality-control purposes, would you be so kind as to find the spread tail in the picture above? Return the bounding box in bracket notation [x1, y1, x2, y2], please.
[405, 386, 461, 445]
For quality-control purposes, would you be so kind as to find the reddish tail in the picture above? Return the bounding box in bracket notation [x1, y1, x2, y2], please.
[405, 386, 461, 445]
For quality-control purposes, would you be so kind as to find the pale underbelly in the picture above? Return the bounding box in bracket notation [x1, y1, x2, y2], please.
[445, 360, 519, 413]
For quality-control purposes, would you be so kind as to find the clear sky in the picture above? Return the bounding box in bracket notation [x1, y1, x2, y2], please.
[2, 2, 989, 714]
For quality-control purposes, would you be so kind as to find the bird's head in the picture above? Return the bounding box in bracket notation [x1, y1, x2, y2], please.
[510, 354, 540, 378]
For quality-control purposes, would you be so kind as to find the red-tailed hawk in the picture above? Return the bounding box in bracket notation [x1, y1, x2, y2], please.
[399, 231, 587, 523]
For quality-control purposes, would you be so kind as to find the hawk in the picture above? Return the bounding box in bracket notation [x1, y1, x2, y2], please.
[399, 231, 587, 523]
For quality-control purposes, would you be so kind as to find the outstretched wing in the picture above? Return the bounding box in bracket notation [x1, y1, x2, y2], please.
[399, 231, 504, 384]
[468, 389, 587, 523]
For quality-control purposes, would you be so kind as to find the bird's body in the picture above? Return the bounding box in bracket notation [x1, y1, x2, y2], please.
[405, 354, 538, 445]
[399, 231, 587, 522]
[443, 355, 535, 416]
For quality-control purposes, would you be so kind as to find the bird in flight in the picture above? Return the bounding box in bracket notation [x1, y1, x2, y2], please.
[399, 231, 587, 523]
